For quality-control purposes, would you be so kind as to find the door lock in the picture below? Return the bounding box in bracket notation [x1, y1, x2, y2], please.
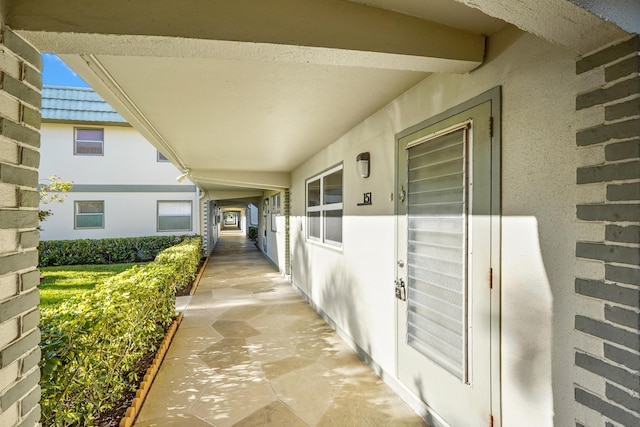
[395, 278, 406, 301]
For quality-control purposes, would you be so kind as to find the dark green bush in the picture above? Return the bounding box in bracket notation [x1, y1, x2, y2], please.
[248, 226, 258, 240]
[38, 235, 195, 267]
[39, 236, 202, 426]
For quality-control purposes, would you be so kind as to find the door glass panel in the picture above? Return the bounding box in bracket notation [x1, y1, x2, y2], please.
[406, 129, 468, 381]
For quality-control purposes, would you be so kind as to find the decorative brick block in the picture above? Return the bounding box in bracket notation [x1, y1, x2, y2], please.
[605, 225, 640, 243]
[607, 182, 640, 201]
[576, 77, 640, 111]
[576, 118, 640, 146]
[576, 279, 640, 308]
[0, 329, 40, 369]
[576, 242, 640, 265]
[20, 105, 40, 129]
[0, 73, 41, 108]
[19, 147, 39, 169]
[0, 118, 40, 148]
[575, 315, 640, 351]
[0, 251, 38, 277]
[605, 383, 640, 417]
[577, 160, 640, 183]
[0, 290, 39, 323]
[575, 388, 640, 427]
[0, 368, 39, 411]
[577, 203, 640, 222]
[604, 343, 640, 371]
[0, 164, 38, 187]
[605, 139, 640, 161]
[1, 29, 42, 72]
[605, 98, 640, 121]
[0, 210, 38, 230]
[576, 352, 640, 393]
[576, 36, 640, 75]
[605, 55, 640, 82]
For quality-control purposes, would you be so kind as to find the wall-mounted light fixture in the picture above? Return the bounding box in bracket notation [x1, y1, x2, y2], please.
[176, 171, 189, 183]
[356, 152, 370, 178]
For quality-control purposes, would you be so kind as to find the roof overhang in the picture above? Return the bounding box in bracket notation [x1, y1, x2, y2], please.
[8, 0, 634, 197]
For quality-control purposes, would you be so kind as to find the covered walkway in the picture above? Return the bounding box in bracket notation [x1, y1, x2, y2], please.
[134, 231, 427, 426]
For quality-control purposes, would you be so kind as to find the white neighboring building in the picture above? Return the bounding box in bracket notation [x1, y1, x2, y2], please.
[39, 85, 200, 241]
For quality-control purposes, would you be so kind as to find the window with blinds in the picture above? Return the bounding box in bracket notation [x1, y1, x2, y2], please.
[157, 201, 192, 231]
[74, 128, 104, 155]
[75, 201, 104, 229]
[406, 127, 469, 382]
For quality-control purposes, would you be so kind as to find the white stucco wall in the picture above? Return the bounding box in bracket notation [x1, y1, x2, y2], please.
[39, 192, 198, 240]
[261, 190, 286, 272]
[290, 25, 595, 426]
[39, 122, 199, 240]
[39, 123, 187, 185]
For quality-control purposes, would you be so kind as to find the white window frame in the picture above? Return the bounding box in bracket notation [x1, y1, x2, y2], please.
[306, 164, 343, 247]
[74, 200, 105, 229]
[74, 127, 104, 156]
[271, 193, 280, 232]
[157, 200, 193, 232]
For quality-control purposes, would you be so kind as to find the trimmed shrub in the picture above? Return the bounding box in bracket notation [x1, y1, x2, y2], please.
[39, 236, 202, 426]
[38, 235, 195, 267]
[248, 226, 258, 240]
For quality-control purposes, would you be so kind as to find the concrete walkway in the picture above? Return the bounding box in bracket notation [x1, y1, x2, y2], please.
[135, 231, 427, 427]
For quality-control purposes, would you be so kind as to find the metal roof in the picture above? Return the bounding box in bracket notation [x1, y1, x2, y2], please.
[41, 85, 127, 123]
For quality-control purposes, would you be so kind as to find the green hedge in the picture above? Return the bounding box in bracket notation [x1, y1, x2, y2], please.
[38, 235, 195, 267]
[39, 236, 202, 426]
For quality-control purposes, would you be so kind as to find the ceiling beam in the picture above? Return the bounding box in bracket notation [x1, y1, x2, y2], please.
[207, 191, 264, 201]
[192, 170, 291, 191]
[11, 0, 485, 72]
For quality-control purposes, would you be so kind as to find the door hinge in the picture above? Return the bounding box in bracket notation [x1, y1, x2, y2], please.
[489, 268, 493, 289]
[489, 414, 494, 427]
[489, 116, 494, 138]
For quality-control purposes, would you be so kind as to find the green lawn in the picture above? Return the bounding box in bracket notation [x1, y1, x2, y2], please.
[39, 263, 140, 308]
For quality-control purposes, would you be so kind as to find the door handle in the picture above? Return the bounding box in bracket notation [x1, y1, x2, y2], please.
[395, 278, 406, 301]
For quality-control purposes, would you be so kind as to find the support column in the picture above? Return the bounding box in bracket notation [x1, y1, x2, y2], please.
[0, 27, 42, 427]
[202, 199, 209, 254]
[284, 189, 290, 277]
[574, 35, 640, 427]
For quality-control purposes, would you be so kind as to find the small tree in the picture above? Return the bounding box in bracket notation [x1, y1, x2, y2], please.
[39, 175, 73, 222]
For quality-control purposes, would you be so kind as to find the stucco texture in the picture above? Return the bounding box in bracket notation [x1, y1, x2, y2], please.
[291, 25, 588, 426]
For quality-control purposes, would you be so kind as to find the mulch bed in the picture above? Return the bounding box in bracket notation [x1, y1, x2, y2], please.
[92, 257, 205, 426]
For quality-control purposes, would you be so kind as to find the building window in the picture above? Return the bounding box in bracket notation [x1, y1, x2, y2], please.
[306, 164, 343, 246]
[271, 193, 280, 232]
[157, 151, 169, 162]
[75, 201, 104, 229]
[74, 128, 104, 155]
[158, 201, 192, 231]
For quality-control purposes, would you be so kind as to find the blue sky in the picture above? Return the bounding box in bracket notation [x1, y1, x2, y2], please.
[41, 54, 89, 87]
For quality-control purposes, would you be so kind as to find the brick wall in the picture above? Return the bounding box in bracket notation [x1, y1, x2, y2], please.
[575, 35, 640, 427]
[0, 27, 42, 427]
[284, 189, 290, 276]
[202, 200, 210, 254]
